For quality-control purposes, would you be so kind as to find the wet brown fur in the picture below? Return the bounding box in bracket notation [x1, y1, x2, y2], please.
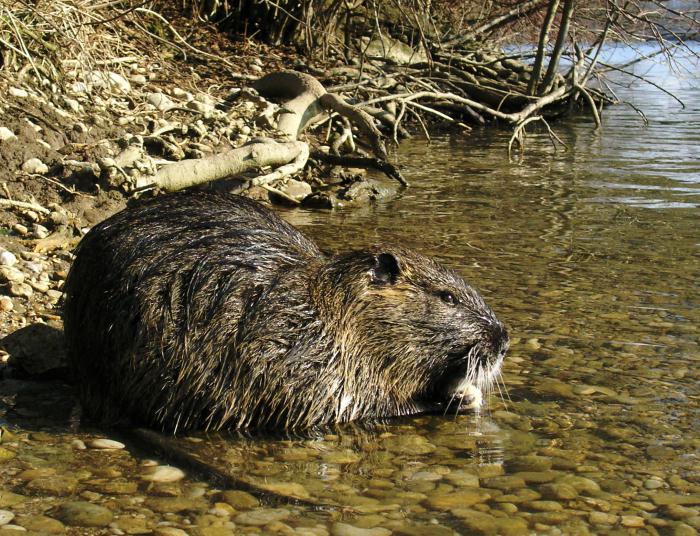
[63, 191, 508, 432]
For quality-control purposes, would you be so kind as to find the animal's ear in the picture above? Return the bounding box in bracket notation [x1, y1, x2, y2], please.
[370, 252, 400, 285]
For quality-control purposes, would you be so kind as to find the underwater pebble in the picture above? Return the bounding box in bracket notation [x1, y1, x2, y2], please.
[234, 508, 291, 526]
[0, 510, 15, 526]
[219, 490, 259, 510]
[54, 501, 114, 527]
[88, 438, 125, 450]
[589, 511, 619, 525]
[621, 515, 645, 528]
[141, 465, 185, 483]
[26, 476, 78, 496]
[15, 515, 65, 533]
[331, 523, 391, 536]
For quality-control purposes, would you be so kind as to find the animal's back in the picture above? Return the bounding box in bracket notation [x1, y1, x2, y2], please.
[64, 191, 322, 430]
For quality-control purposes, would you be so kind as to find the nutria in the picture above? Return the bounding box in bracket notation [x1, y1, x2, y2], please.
[63, 191, 508, 432]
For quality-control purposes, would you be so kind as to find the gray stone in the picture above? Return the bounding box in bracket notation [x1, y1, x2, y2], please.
[148, 93, 175, 111]
[141, 465, 186, 483]
[0, 511, 14, 526]
[9, 87, 28, 98]
[26, 476, 78, 496]
[88, 438, 125, 450]
[54, 501, 114, 527]
[21, 158, 49, 174]
[330, 523, 392, 536]
[0, 127, 16, 141]
[219, 490, 259, 510]
[234, 508, 291, 526]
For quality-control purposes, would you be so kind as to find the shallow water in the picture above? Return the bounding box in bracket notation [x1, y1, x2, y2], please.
[1, 45, 699, 535]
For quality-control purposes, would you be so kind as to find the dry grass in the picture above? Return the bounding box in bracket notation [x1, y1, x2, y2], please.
[0, 0, 148, 85]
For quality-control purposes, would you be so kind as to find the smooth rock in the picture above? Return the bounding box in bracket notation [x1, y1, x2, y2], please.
[671, 522, 698, 536]
[108, 72, 131, 93]
[148, 93, 175, 111]
[21, 158, 49, 174]
[556, 475, 601, 495]
[26, 476, 78, 496]
[9, 87, 28, 98]
[526, 500, 563, 512]
[505, 455, 552, 472]
[452, 509, 528, 536]
[653, 493, 700, 506]
[393, 525, 454, 536]
[15, 515, 64, 533]
[330, 522, 391, 536]
[0, 297, 13, 312]
[141, 465, 186, 483]
[219, 490, 259, 510]
[645, 478, 665, 490]
[54, 501, 114, 527]
[63, 97, 80, 112]
[88, 438, 125, 450]
[234, 508, 291, 526]
[8, 282, 32, 298]
[153, 528, 189, 536]
[445, 470, 480, 487]
[0, 127, 16, 141]
[0, 493, 25, 508]
[111, 516, 150, 534]
[423, 489, 490, 510]
[0, 511, 14, 526]
[252, 480, 310, 500]
[541, 482, 578, 500]
[281, 179, 312, 202]
[0, 266, 24, 284]
[665, 505, 700, 520]
[145, 497, 207, 513]
[32, 224, 49, 239]
[322, 450, 362, 464]
[382, 434, 435, 455]
[621, 515, 645, 528]
[589, 511, 619, 525]
[482, 476, 526, 491]
[86, 479, 137, 495]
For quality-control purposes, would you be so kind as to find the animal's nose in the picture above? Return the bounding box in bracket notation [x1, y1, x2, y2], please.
[489, 321, 509, 356]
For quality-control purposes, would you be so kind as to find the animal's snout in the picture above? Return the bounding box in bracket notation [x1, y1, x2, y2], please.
[488, 321, 509, 358]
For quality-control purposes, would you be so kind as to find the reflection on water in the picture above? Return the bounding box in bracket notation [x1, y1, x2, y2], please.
[1, 45, 698, 534]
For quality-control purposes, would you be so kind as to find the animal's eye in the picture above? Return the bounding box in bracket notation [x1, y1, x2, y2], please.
[438, 291, 458, 306]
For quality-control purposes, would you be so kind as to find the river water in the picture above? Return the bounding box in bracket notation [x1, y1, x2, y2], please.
[0, 46, 698, 535]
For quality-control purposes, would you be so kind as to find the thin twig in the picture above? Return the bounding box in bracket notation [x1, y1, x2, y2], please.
[0, 198, 51, 215]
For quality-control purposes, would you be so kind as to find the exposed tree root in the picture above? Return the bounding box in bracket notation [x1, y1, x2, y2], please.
[135, 139, 308, 192]
[253, 71, 387, 159]
[310, 151, 408, 187]
[0, 198, 51, 215]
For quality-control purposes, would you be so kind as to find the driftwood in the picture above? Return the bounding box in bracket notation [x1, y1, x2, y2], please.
[253, 70, 387, 159]
[132, 70, 401, 194]
[135, 139, 308, 192]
